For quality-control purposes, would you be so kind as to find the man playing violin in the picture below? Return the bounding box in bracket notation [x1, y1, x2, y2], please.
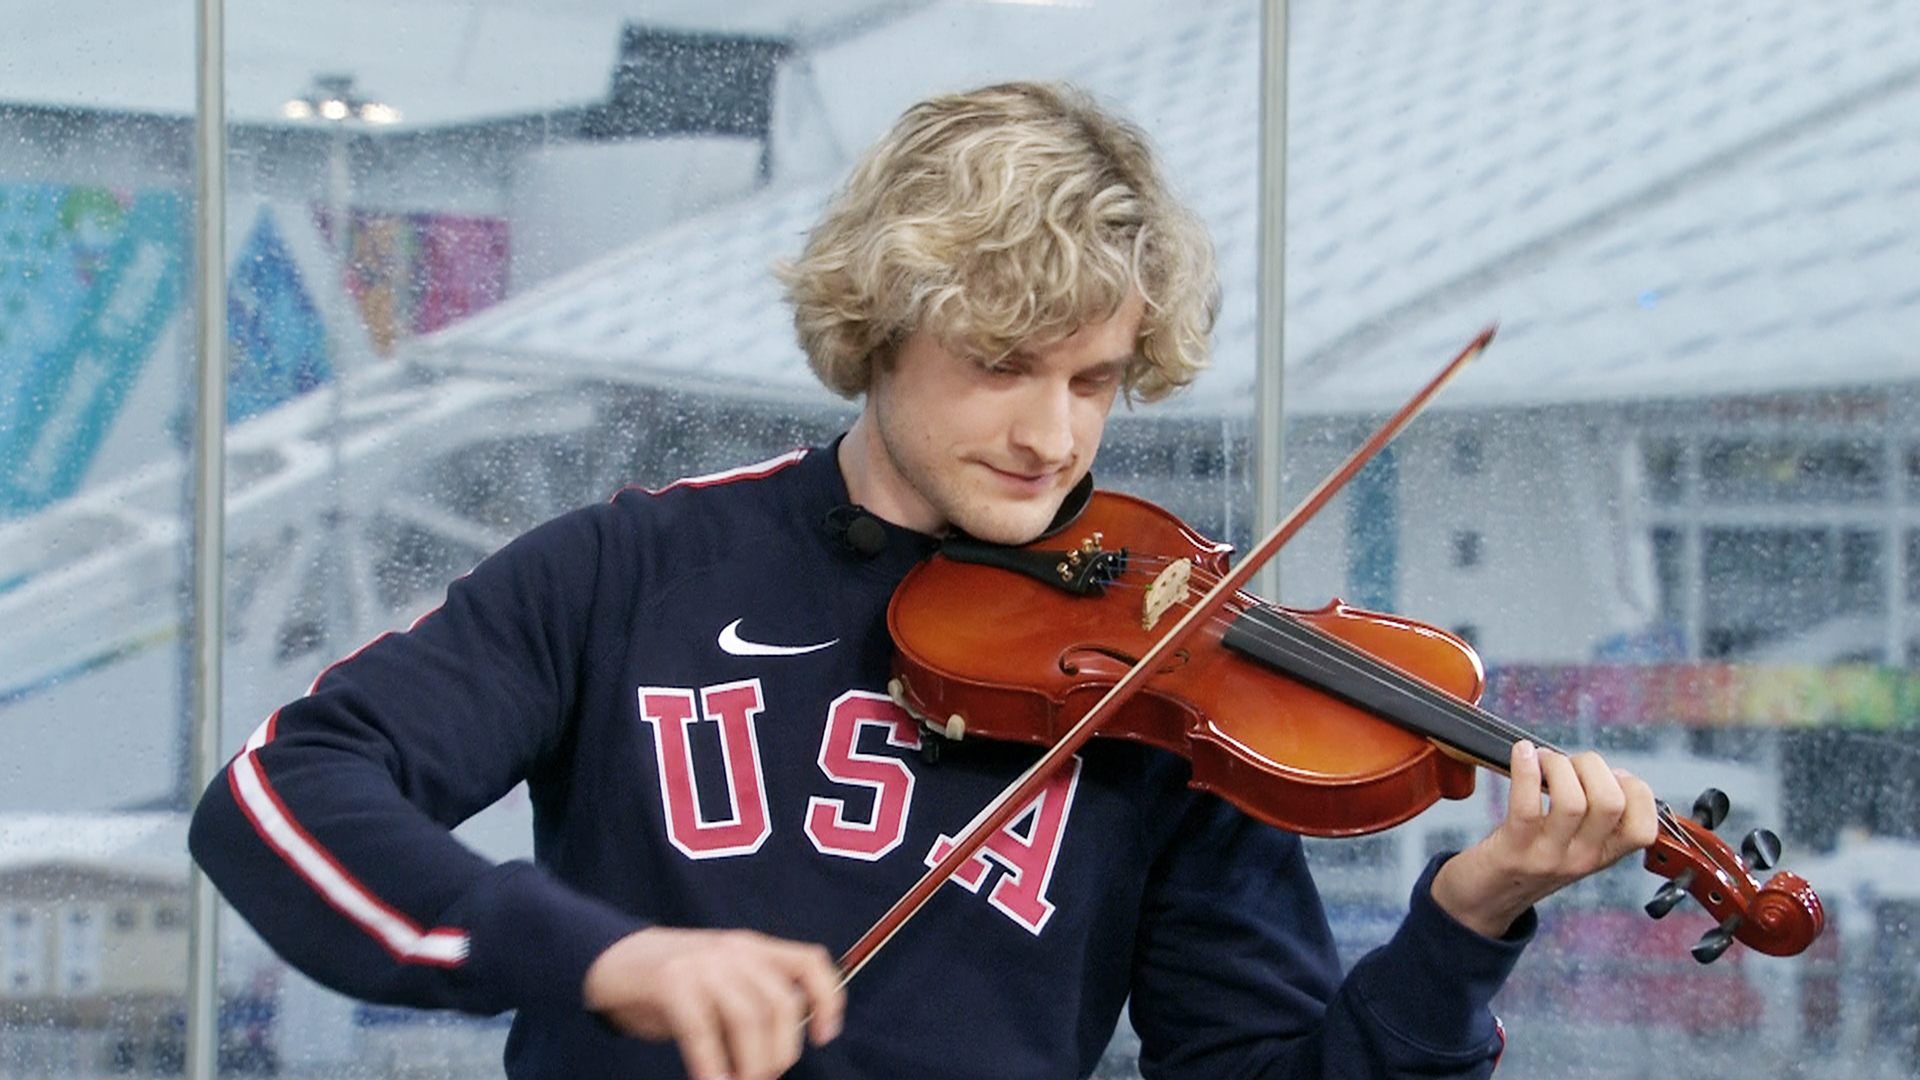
[191, 81, 1659, 1080]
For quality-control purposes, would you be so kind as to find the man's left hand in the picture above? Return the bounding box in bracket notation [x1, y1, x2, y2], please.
[1428, 740, 1660, 939]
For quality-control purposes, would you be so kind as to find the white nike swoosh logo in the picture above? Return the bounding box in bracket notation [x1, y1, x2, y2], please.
[717, 619, 839, 658]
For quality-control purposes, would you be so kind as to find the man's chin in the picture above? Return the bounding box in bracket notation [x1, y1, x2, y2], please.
[948, 502, 1061, 547]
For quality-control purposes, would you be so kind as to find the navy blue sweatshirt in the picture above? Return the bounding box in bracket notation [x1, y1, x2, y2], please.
[190, 442, 1530, 1078]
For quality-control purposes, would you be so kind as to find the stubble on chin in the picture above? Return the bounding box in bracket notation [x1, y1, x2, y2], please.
[867, 411, 1080, 543]
[941, 479, 1077, 546]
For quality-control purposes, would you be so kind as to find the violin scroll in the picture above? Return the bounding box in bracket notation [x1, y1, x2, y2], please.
[1642, 788, 1825, 962]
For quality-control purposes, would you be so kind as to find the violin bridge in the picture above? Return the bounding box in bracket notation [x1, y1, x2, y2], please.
[1141, 558, 1193, 631]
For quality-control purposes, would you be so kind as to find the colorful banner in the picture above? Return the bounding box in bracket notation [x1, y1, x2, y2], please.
[228, 210, 331, 422]
[0, 190, 511, 517]
[1484, 663, 1920, 730]
[326, 208, 509, 354]
[0, 185, 186, 517]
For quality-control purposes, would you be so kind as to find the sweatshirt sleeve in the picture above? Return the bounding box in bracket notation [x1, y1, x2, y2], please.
[1129, 795, 1530, 1080]
[188, 505, 647, 1015]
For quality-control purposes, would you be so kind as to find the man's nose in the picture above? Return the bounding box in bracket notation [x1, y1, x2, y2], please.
[1008, 380, 1076, 464]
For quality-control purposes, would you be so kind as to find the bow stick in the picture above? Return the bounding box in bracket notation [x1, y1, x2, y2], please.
[839, 323, 1497, 982]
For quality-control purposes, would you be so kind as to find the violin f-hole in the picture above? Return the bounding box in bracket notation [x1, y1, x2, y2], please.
[1059, 645, 1188, 678]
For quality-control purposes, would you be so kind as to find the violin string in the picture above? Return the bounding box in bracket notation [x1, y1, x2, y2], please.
[1203, 611, 1738, 885]
[1067, 554, 1778, 937]
[1656, 804, 1748, 882]
[1153, 586, 1550, 766]
[1101, 564, 1731, 810]
[1188, 609, 1745, 887]
[1250, 613, 1541, 763]
[1101, 563, 1760, 905]
[1246, 603, 1544, 752]
[1096, 570, 1262, 640]
[1221, 613, 1710, 851]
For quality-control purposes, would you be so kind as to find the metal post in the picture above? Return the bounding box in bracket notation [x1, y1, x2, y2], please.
[1253, 0, 1289, 600]
[185, 0, 226, 1075]
[283, 73, 400, 651]
[1885, 436, 1904, 665]
[323, 122, 359, 644]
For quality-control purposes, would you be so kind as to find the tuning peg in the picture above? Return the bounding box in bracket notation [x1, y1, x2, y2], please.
[1692, 788, 1730, 830]
[1646, 876, 1691, 919]
[1740, 828, 1782, 872]
[1692, 914, 1742, 964]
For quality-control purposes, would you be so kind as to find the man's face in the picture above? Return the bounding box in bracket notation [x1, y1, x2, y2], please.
[842, 293, 1142, 545]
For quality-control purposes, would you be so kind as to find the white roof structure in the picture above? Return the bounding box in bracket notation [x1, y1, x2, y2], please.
[415, 0, 1920, 416]
[1287, 0, 1920, 415]
[425, 188, 840, 402]
[0, 813, 188, 880]
[7, 0, 893, 128]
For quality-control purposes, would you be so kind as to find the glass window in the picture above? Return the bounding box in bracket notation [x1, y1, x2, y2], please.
[1908, 527, 1920, 603]
[0, 0, 199, 1073]
[210, 2, 1251, 1077]
[1838, 528, 1885, 614]
[1702, 528, 1829, 656]
[1700, 437, 1885, 503]
[1451, 529, 1483, 569]
[8, 3, 1914, 1078]
[1451, 431, 1485, 477]
[1644, 436, 1686, 505]
[1652, 525, 1687, 622]
[1274, 4, 1918, 1075]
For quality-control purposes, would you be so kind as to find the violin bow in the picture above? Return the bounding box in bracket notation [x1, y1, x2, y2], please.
[838, 324, 1497, 981]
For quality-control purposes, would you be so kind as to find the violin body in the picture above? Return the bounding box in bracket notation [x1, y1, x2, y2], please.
[885, 489, 1826, 961]
[889, 489, 1482, 838]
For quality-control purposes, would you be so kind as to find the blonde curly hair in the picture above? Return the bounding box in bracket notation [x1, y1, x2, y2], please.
[780, 81, 1218, 402]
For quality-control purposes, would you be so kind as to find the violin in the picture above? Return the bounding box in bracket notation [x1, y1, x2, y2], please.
[885, 490, 1825, 965]
[836, 325, 1824, 980]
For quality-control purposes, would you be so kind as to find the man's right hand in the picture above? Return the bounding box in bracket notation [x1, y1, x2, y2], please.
[582, 927, 846, 1080]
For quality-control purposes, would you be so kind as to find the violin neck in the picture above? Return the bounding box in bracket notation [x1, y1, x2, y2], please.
[1220, 604, 1547, 772]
